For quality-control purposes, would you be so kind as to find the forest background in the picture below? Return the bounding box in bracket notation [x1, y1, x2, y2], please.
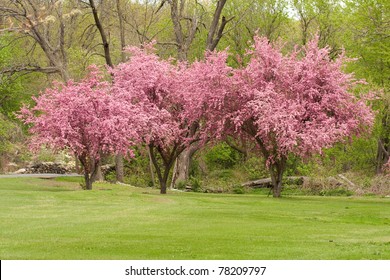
[0, 0, 389, 196]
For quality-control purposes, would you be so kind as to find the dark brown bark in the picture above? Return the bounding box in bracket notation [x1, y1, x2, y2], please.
[149, 143, 182, 194]
[225, 137, 248, 160]
[269, 159, 286, 198]
[89, 0, 126, 181]
[78, 154, 99, 190]
[84, 171, 92, 190]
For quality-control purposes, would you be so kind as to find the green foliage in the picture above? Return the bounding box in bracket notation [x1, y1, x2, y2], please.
[285, 155, 313, 176]
[122, 147, 154, 187]
[104, 170, 117, 183]
[205, 142, 240, 169]
[189, 176, 202, 192]
[242, 157, 269, 180]
[0, 34, 39, 118]
[175, 180, 186, 190]
[0, 115, 15, 154]
[312, 136, 377, 175]
[232, 185, 246, 194]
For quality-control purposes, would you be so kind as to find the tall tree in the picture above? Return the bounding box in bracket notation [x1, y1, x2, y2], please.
[343, 0, 390, 173]
[83, 0, 127, 182]
[0, 0, 83, 81]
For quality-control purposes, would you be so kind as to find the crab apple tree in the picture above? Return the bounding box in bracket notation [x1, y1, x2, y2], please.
[231, 37, 374, 197]
[111, 44, 192, 194]
[111, 43, 235, 193]
[19, 67, 139, 190]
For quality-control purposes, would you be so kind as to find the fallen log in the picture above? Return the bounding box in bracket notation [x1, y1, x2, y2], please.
[242, 176, 308, 188]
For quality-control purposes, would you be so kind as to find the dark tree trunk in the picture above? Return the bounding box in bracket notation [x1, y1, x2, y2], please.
[206, 0, 231, 51]
[148, 144, 179, 194]
[376, 138, 390, 174]
[84, 171, 92, 190]
[79, 154, 95, 190]
[269, 159, 286, 198]
[270, 168, 283, 198]
[160, 180, 167, 194]
[89, 0, 113, 67]
[115, 154, 124, 182]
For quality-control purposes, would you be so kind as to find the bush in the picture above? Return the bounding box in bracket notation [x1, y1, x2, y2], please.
[176, 180, 186, 190]
[232, 185, 246, 194]
[189, 176, 202, 192]
[242, 157, 269, 180]
[205, 143, 240, 169]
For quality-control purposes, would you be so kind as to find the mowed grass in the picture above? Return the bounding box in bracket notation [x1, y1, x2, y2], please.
[0, 177, 389, 260]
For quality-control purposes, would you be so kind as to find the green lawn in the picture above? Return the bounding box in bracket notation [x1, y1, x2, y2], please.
[0, 177, 389, 259]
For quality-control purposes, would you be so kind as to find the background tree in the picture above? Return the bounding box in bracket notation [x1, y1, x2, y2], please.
[343, 0, 390, 173]
[0, 0, 85, 80]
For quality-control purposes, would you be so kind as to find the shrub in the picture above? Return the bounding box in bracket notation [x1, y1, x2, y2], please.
[175, 180, 186, 190]
[205, 143, 240, 169]
[232, 185, 246, 194]
[189, 176, 202, 192]
[241, 157, 268, 180]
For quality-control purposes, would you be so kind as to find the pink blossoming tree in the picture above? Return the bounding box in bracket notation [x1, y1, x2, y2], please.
[230, 37, 374, 197]
[111, 44, 235, 194]
[111, 44, 193, 194]
[19, 67, 139, 190]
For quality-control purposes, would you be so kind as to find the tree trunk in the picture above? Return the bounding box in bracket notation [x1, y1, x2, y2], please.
[376, 138, 390, 174]
[269, 158, 286, 198]
[84, 171, 92, 190]
[160, 180, 167, 194]
[171, 143, 198, 188]
[95, 165, 103, 181]
[270, 169, 283, 198]
[79, 155, 93, 190]
[90, 158, 103, 182]
[147, 147, 155, 187]
[115, 153, 124, 182]
[116, 0, 126, 62]
[171, 148, 191, 187]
